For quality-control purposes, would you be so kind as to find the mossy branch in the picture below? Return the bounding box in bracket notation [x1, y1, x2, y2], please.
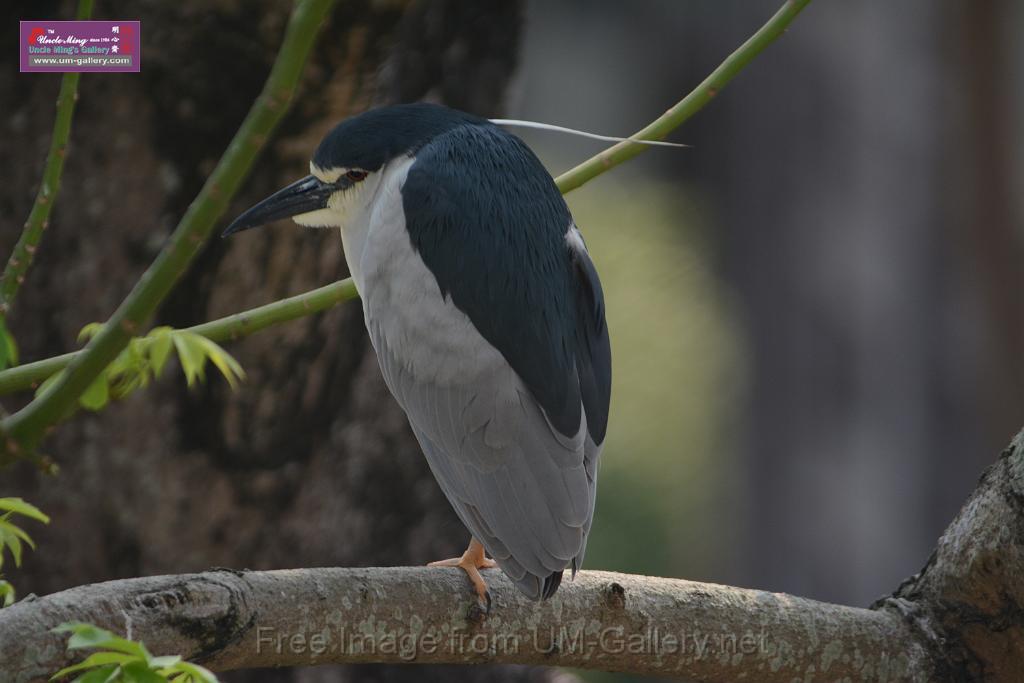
[0, 0, 94, 317]
[0, 0, 337, 460]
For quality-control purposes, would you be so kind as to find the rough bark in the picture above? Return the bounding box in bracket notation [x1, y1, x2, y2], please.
[880, 430, 1024, 680]
[1, 569, 932, 683]
[7, 430, 1024, 682]
[1, 1, 529, 682]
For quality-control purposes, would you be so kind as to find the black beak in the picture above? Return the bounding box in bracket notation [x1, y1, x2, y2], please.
[221, 174, 351, 237]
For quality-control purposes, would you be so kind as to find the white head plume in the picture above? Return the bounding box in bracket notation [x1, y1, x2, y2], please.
[489, 119, 688, 148]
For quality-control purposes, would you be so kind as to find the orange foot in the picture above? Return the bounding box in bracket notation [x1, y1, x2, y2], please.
[429, 537, 496, 611]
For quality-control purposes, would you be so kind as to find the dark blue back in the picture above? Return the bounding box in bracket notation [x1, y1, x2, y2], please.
[401, 122, 611, 443]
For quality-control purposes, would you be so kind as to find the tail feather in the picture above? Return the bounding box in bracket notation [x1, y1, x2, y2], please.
[542, 570, 563, 600]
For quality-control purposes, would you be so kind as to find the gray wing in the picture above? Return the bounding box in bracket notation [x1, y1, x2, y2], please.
[368, 316, 600, 600]
[354, 138, 608, 600]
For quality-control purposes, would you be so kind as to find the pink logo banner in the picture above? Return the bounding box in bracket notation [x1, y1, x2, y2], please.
[20, 20, 140, 73]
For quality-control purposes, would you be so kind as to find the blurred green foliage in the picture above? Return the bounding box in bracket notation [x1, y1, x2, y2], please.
[51, 622, 218, 683]
[567, 178, 744, 581]
[0, 497, 50, 607]
[35, 325, 245, 414]
[564, 177, 745, 683]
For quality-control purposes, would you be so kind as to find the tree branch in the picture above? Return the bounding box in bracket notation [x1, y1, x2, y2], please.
[0, 0, 93, 317]
[0, 279, 358, 396]
[8, 431, 1024, 681]
[0, 568, 931, 683]
[0, 0, 336, 459]
[875, 428, 1024, 680]
[554, 0, 814, 194]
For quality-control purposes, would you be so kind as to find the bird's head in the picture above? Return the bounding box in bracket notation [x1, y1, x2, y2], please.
[222, 103, 487, 237]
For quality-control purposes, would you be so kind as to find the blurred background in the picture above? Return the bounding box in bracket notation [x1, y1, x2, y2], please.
[2, 1, 1022, 682]
[512, 0, 1024, 609]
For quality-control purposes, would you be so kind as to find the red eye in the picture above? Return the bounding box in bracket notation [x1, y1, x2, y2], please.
[345, 170, 367, 182]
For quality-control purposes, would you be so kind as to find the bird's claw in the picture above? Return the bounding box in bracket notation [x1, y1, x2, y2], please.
[429, 537, 495, 617]
[468, 589, 492, 623]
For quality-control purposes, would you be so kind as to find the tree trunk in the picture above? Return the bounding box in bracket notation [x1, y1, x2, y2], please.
[1, 1, 545, 681]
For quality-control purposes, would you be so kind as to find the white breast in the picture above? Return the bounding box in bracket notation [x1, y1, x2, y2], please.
[345, 156, 506, 387]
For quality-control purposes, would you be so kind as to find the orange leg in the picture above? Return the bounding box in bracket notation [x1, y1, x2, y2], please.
[429, 537, 496, 609]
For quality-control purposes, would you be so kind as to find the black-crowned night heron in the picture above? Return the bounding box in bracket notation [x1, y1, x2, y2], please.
[224, 103, 612, 608]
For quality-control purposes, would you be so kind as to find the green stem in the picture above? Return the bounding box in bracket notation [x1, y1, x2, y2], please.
[0, 0, 94, 316]
[554, 0, 813, 194]
[0, 0, 336, 457]
[0, 280, 358, 395]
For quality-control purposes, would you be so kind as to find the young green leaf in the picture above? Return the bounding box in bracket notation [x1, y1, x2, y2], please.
[0, 497, 51, 523]
[0, 579, 15, 607]
[79, 373, 111, 411]
[162, 662, 218, 683]
[148, 332, 174, 377]
[120, 661, 167, 683]
[147, 656, 182, 669]
[0, 530, 18, 569]
[51, 651, 135, 680]
[107, 341, 149, 397]
[77, 322, 106, 344]
[69, 663, 118, 683]
[0, 517, 37, 548]
[192, 335, 245, 389]
[53, 623, 150, 659]
[0, 518, 35, 567]
[0, 499, 48, 596]
[50, 621, 220, 683]
[171, 334, 207, 387]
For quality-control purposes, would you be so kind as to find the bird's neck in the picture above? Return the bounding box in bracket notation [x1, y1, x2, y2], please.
[339, 155, 416, 294]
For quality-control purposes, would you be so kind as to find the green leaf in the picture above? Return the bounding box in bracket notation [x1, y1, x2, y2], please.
[71, 664, 120, 683]
[165, 662, 218, 683]
[120, 661, 165, 683]
[0, 518, 36, 549]
[148, 333, 173, 378]
[0, 513, 40, 570]
[0, 318, 18, 371]
[0, 497, 51, 524]
[77, 322, 106, 344]
[106, 351, 132, 379]
[51, 652, 136, 680]
[106, 341, 148, 399]
[193, 336, 245, 389]
[171, 334, 207, 387]
[0, 579, 16, 607]
[108, 372, 142, 400]
[0, 523, 25, 567]
[160, 663, 217, 683]
[53, 623, 150, 659]
[147, 655, 181, 668]
[79, 373, 111, 411]
[124, 340, 148, 377]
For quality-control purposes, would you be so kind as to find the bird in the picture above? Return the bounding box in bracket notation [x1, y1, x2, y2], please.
[223, 102, 611, 607]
